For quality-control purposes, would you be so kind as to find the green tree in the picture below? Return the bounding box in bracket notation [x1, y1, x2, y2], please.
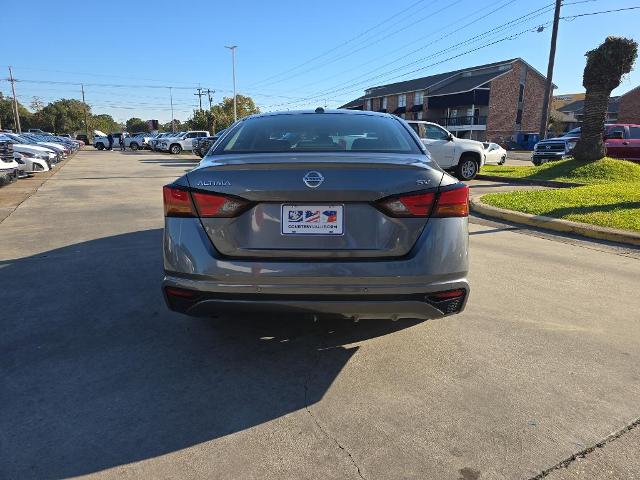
[126, 117, 149, 133]
[0, 93, 32, 131]
[211, 95, 260, 131]
[573, 36, 638, 162]
[35, 99, 89, 134]
[91, 114, 120, 134]
[186, 109, 211, 132]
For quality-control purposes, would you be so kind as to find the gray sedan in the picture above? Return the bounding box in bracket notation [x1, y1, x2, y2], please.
[162, 110, 469, 320]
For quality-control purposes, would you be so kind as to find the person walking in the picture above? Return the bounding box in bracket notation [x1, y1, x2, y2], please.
[107, 133, 114, 151]
[119, 133, 126, 151]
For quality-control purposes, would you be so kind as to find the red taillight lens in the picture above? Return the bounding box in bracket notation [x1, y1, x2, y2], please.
[379, 192, 436, 217]
[163, 186, 249, 218]
[163, 185, 195, 217]
[191, 191, 248, 217]
[433, 185, 469, 217]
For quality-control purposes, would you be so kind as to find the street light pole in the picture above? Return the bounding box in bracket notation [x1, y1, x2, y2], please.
[225, 45, 238, 122]
[169, 87, 175, 133]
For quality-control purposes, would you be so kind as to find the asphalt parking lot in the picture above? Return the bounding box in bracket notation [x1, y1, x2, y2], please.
[1, 149, 639, 479]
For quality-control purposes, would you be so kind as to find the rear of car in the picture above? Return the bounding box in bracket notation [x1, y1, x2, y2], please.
[162, 111, 469, 320]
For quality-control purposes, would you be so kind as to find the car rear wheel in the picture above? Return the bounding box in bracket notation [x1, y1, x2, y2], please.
[130, 142, 139, 151]
[455, 155, 479, 181]
[170, 144, 182, 154]
[96, 143, 105, 150]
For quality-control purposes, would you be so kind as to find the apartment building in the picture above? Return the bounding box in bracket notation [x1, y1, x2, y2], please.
[339, 58, 552, 142]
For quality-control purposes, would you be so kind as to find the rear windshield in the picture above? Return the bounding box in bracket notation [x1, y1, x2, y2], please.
[215, 113, 422, 154]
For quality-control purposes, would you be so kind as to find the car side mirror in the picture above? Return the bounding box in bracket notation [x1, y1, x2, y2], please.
[448, 133, 454, 141]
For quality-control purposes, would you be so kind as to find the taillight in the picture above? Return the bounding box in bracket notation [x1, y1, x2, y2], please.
[191, 191, 248, 217]
[163, 186, 195, 217]
[163, 185, 249, 218]
[433, 185, 469, 217]
[378, 192, 436, 217]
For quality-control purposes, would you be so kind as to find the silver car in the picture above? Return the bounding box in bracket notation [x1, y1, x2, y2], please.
[162, 110, 469, 320]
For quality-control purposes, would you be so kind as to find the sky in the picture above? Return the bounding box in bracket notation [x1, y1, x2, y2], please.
[3, 0, 640, 124]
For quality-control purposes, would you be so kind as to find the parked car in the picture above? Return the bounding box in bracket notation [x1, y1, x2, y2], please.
[482, 142, 507, 165]
[0, 140, 19, 185]
[406, 121, 485, 180]
[93, 132, 138, 150]
[162, 110, 470, 320]
[533, 123, 640, 164]
[158, 130, 209, 154]
[0, 134, 58, 166]
[27, 128, 52, 135]
[76, 134, 89, 145]
[149, 133, 173, 151]
[193, 129, 227, 158]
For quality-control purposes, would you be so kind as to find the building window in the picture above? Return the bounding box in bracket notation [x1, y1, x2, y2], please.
[414, 91, 424, 105]
[518, 84, 525, 103]
[366, 98, 372, 110]
[416, 111, 423, 120]
[516, 108, 523, 125]
[398, 94, 406, 107]
[382, 97, 387, 109]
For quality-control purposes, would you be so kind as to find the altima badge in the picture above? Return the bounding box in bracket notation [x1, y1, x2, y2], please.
[303, 171, 324, 188]
[196, 180, 231, 187]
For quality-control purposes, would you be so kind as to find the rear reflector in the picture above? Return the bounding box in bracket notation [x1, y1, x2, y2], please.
[165, 286, 197, 298]
[425, 289, 467, 315]
[433, 185, 469, 217]
[163, 185, 249, 218]
[379, 192, 436, 217]
[163, 186, 195, 217]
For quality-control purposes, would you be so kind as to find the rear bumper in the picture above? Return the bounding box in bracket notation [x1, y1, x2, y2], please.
[161, 283, 468, 319]
[163, 216, 469, 319]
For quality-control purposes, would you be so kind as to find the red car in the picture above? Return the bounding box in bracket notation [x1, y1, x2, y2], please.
[562, 124, 640, 160]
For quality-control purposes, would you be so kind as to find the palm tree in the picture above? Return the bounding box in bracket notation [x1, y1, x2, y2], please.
[573, 36, 637, 162]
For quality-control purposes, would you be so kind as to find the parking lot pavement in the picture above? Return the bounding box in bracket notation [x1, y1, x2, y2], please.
[505, 151, 532, 166]
[1, 149, 639, 479]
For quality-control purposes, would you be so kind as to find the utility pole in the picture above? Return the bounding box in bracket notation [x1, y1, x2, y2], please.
[81, 83, 89, 138]
[169, 87, 175, 133]
[206, 89, 215, 134]
[539, 0, 561, 139]
[225, 45, 238, 122]
[194, 87, 204, 112]
[8, 66, 21, 133]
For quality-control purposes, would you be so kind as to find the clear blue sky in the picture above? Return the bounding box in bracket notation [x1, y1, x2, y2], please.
[3, 0, 639, 123]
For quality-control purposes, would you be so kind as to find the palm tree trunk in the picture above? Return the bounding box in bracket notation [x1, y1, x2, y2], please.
[573, 88, 610, 162]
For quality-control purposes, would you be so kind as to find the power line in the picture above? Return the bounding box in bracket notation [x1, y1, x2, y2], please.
[248, 0, 429, 87]
[261, 3, 639, 110]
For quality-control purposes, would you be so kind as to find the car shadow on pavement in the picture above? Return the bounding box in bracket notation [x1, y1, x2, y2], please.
[0, 229, 422, 479]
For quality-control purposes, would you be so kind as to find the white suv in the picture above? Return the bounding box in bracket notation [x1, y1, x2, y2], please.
[406, 121, 485, 180]
[158, 131, 209, 154]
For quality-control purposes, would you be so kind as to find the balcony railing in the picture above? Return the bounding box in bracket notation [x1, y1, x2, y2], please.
[436, 115, 487, 128]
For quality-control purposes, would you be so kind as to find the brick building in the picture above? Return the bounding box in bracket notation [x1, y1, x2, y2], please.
[618, 86, 640, 124]
[339, 58, 552, 142]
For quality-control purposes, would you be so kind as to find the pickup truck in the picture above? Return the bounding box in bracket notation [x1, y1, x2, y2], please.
[157, 130, 209, 154]
[406, 121, 486, 180]
[533, 123, 640, 164]
[193, 129, 227, 158]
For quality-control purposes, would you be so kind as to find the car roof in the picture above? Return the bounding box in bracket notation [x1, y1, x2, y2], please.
[244, 109, 398, 121]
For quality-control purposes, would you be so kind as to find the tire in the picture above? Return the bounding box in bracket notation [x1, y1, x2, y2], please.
[96, 143, 105, 151]
[498, 155, 506, 165]
[455, 154, 479, 181]
[130, 142, 139, 151]
[169, 144, 182, 154]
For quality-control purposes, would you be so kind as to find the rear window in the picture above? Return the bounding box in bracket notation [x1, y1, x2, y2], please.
[215, 113, 422, 154]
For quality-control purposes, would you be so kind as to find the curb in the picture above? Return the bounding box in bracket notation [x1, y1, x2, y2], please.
[470, 195, 640, 247]
[475, 174, 580, 188]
